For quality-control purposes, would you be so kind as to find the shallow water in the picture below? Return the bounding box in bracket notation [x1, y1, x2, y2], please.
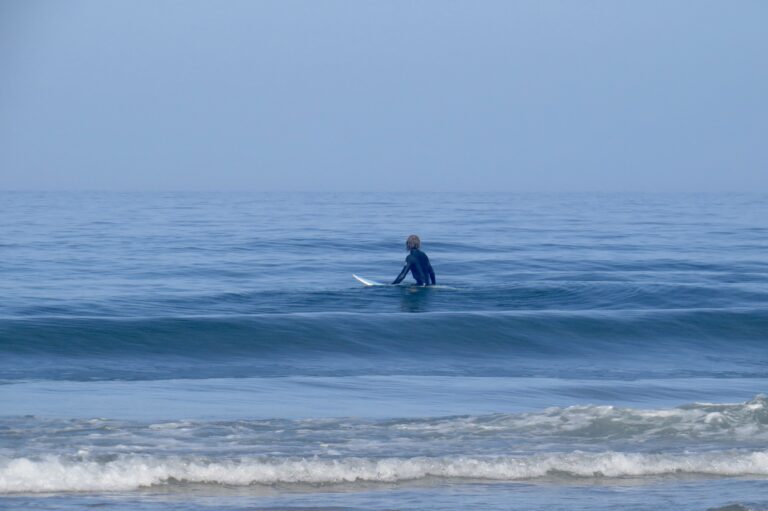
[1, 192, 767, 510]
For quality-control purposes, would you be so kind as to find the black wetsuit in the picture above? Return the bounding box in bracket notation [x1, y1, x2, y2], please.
[392, 249, 436, 286]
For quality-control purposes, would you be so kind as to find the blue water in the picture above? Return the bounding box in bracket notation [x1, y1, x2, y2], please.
[1, 192, 767, 510]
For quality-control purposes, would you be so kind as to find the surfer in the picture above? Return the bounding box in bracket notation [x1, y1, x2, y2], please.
[392, 234, 436, 286]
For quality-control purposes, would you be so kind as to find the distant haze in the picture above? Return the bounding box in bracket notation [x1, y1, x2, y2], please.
[1, 0, 766, 192]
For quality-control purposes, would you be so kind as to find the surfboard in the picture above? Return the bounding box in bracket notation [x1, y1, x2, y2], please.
[353, 274, 385, 287]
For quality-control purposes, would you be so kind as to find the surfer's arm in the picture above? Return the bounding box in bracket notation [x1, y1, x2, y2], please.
[391, 263, 410, 285]
[427, 262, 436, 285]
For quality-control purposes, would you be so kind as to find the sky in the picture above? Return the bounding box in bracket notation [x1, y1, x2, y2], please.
[1, 0, 766, 192]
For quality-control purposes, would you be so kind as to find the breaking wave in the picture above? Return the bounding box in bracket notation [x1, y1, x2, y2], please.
[3, 450, 768, 493]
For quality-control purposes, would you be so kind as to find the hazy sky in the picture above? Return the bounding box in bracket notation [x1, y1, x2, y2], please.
[1, 0, 766, 192]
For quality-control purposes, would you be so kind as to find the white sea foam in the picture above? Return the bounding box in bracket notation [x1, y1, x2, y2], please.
[395, 394, 768, 442]
[2, 450, 768, 493]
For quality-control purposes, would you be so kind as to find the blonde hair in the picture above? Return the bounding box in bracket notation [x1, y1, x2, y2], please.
[406, 234, 421, 250]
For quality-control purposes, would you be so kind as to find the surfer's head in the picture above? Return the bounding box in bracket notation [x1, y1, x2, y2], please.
[406, 234, 421, 251]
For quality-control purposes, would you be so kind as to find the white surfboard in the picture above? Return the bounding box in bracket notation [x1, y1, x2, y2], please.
[353, 274, 386, 287]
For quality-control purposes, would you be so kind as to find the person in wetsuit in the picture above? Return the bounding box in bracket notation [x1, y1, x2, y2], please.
[392, 234, 436, 286]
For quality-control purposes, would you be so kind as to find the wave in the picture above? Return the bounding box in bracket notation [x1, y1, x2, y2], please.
[1, 308, 766, 358]
[4, 397, 768, 465]
[392, 394, 768, 443]
[3, 449, 768, 493]
[136, 395, 768, 446]
[708, 506, 768, 511]
[7, 279, 768, 319]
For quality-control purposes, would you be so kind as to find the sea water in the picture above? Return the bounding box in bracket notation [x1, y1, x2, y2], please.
[0, 192, 766, 510]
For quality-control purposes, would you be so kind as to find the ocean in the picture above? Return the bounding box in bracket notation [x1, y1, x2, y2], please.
[1, 191, 766, 510]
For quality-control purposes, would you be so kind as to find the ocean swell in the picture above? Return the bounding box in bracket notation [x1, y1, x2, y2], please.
[1, 308, 765, 358]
